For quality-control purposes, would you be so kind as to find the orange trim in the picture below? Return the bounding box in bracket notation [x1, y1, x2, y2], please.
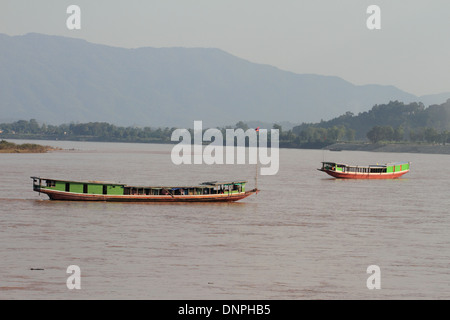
[36, 188, 258, 202]
[322, 169, 409, 179]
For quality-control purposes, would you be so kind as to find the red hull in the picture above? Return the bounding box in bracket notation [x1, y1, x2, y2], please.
[320, 169, 409, 179]
[38, 188, 258, 202]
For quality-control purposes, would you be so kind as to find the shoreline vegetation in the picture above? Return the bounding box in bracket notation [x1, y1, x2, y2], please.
[1, 100, 449, 155]
[0, 140, 59, 153]
[323, 142, 450, 154]
[1, 131, 450, 156]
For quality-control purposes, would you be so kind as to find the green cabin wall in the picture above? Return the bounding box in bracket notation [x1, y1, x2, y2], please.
[88, 184, 103, 194]
[387, 163, 409, 173]
[106, 185, 124, 195]
[70, 183, 84, 193]
[54, 181, 66, 191]
[46, 181, 124, 195]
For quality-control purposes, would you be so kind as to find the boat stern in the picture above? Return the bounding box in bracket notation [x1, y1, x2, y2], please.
[31, 177, 43, 192]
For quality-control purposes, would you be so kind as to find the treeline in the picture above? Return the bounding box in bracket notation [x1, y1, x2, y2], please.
[1, 99, 449, 147]
[0, 119, 177, 143]
[293, 99, 450, 144]
[0, 119, 353, 148]
[366, 125, 450, 144]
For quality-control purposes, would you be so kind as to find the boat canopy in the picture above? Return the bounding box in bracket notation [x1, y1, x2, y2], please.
[201, 181, 247, 186]
[31, 177, 246, 189]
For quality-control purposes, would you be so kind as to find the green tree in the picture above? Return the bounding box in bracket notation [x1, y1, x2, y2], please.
[367, 126, 394, 143]
[424, 127, 439, 143]
[393, 126, 405, 141]
[345, 128, 355, 141]
[273, 124, 282, 134]
[235, 121, 249, 131]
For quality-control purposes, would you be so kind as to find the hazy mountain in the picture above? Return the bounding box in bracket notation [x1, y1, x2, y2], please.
[1, 33, 449, 128]
[417, 92, 450, 107]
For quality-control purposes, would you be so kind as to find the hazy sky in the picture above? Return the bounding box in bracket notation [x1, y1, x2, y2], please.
[1, 0, 449, 96]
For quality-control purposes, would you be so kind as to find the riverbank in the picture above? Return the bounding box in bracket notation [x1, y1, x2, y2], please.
[324, 142, 450, 155]
[0, 140, 59, 153]
[2, 137, 450, 155]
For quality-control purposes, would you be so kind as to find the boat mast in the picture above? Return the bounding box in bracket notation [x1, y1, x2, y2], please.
[256, 127, 261, 190]
[255, 158, 258, 190]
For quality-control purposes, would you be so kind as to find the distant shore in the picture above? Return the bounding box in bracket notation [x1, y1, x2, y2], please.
[324, 142, 450, 155]
[0, 140, 59, 153]
[2, 137, 450, 156]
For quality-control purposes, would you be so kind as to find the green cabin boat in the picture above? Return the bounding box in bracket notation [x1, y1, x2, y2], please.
[31, 177, 258, 202]
[318, 161, 410, 179]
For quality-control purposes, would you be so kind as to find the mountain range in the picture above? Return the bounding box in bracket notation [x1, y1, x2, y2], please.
[1, 33, 449, 128]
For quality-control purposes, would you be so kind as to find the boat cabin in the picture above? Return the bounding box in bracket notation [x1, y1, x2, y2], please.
[122, 181, 246, 196]
[31, 177, 247, 196]
[32, 177, 126, 195]
[320, 162, 410, 174]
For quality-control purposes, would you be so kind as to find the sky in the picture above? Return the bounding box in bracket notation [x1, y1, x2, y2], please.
[1, 0, 449, 96]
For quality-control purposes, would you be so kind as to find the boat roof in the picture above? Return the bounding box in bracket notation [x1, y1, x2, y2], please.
[201, 181, 247, 186]
[31, 177, 125, 185]
[31, 177, 246, 188]
[125, 182, 246, 189]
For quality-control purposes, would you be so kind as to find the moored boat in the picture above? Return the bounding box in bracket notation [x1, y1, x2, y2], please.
[31, 177, 258, 202]
[318, 161, 410, 179]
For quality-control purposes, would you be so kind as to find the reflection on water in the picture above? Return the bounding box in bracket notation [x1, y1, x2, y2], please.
[1, 140, 449, 299]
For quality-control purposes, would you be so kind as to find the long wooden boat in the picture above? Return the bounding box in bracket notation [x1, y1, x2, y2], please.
[318, 161, 410, 179]
[31, 177, 258, 202]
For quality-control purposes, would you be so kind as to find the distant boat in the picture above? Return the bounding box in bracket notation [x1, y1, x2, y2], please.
[318, 162, 410, 179]
[31, 177, 258, 202]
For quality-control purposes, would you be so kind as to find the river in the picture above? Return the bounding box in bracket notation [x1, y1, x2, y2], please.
[1, 139, 449, 299]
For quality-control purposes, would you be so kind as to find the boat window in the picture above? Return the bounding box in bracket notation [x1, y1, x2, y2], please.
[46, 180, 56, 187]
[66, 183, 70, 192]
[83, 184, 88, 194]
[103, 185, 107, 195]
